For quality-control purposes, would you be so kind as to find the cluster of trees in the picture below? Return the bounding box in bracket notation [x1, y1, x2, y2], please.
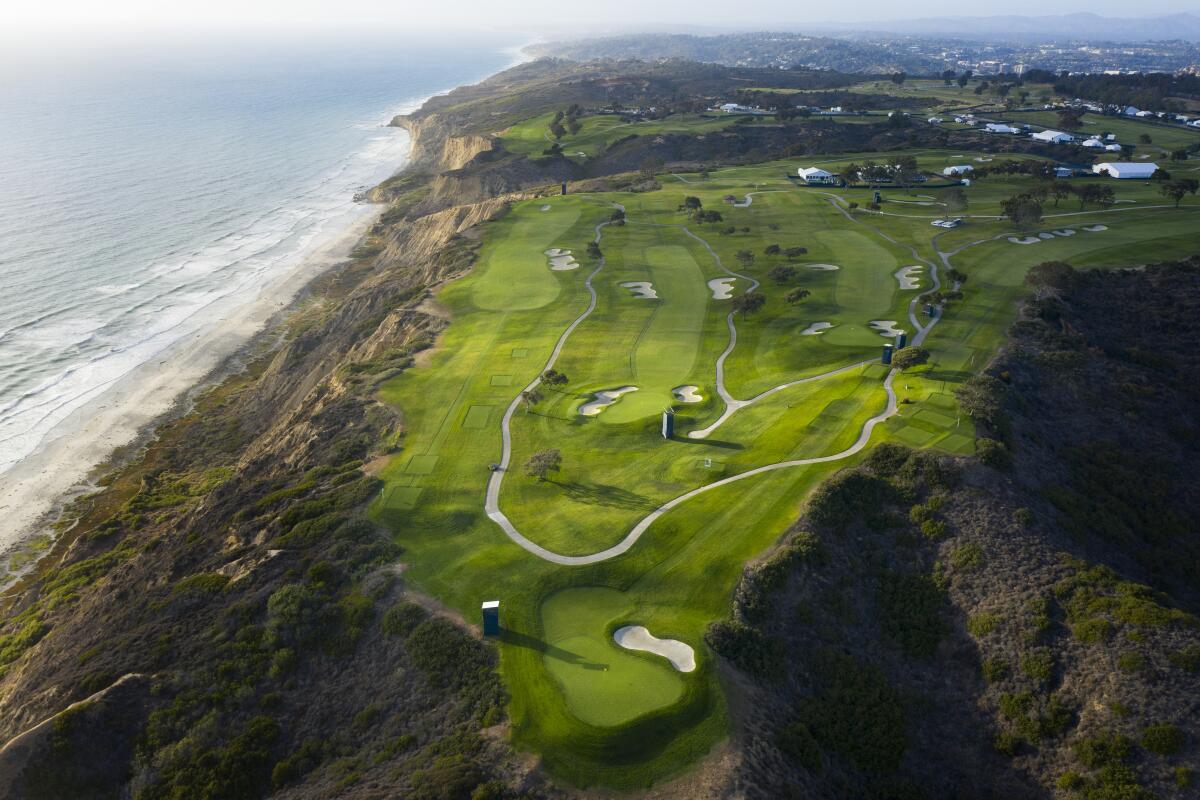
[548, 105, 583, 140]
[1035, 71, 1200, 113]
[942, 69, 973, 88]
[1001, 181, 1124, 229]
[678, 195, 724, 224]
[763, 243, 810, 260]
[838, 156, 921, 189]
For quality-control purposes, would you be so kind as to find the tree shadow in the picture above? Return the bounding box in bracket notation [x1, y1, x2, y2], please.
[922, 369, 974, 384]
[552, 480, 657, 511]
[498, 629, 609, 669]
[672, 437, 744, 450]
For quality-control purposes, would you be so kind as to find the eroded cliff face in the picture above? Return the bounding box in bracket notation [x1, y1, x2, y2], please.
[389, 113, 496, 174]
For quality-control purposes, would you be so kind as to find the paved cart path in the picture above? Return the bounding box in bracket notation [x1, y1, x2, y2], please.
[484, 193, 951, 566]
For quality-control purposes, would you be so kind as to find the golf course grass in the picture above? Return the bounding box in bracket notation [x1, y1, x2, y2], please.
[370, 141, 1200, 788]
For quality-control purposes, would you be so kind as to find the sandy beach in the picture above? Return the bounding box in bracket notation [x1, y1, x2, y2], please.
[0, 202, 386, 575]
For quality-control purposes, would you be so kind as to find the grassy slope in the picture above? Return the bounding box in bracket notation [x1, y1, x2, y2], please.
[501, 112, 744, 161]
[371, 140, 1200, 788]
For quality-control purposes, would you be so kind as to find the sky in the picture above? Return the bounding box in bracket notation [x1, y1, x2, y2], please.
[3, 0, 1198, 35]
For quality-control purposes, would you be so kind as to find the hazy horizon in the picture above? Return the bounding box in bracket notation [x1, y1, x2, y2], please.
[3, 2, 1200, 38]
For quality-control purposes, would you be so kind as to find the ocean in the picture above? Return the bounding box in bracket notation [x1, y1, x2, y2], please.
[0, 32, 521, 549]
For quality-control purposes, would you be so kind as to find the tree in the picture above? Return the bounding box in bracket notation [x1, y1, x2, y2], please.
[894, 155, 920, 190]
[768, 265, 797, 284]
[639, 156, 664, 180]
[1057, 108, 1084, 130]
[524, 449, 561, 481]
[736, 250, 756, 269]
[942, 187, 968, 212]
[783, 246, 808, 260]
[764, 244, 782, 257]
[957, 72, 970, 88]
[697, 210, 723, 224]
[1049, 180, 1072, 207]
[1074, 183, 1115, 210]
[839, 162, 861, 185]
[786, 287, 811, 304]
[1001, 193, 1043, 229]
[890, 72, 907, 85]
[1160, 178, 1199, 207]
[945, 268, 968, 286]
[1138, 133, 1152, 144]
[520, 389, 543, 412]
[1025, 261, 1076, 294]
[549, 120, 566, 140]
[732, 292, 766, 317]
[679, 196, 703, 216]
[586, 241, 602, 259]
[888, 111, 912, 130]
[1171, 149, 1188, 162]
[610, 208, 626, 223]
[541, 369, 568, 388]
[892, 347, 929, 371]
[942, 69, 956, 85]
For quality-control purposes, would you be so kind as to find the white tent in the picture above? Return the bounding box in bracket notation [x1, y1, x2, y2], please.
[1092, 162, 1159, 179]
[797, 167, 837, 184]
[1082, 138, 1105, 148]
[942, 165, 974, 176]
[1032, 130, 1073, 144]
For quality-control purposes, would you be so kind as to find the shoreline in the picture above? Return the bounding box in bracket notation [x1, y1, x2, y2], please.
[0, 44, 541, 585]
[0, 204, 384, 585]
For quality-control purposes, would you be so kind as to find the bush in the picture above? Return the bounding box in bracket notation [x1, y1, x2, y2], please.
[982, 657, 1009, 683]
[877, 572, 948, 659]
[382, 602, 428, 637]
[1141, 723, 1184, 755]
[705, 619, 786, 680]
[976, 438, 1011, 469]
[1020, 648, 1054, 683]
[777, 721, 823, 773]
[967, 612, 998, 637]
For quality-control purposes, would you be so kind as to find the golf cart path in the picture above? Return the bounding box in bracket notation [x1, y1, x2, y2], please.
[485, 193, 948, 566]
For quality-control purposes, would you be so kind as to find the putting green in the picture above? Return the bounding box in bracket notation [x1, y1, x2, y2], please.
[471, 199, 582, 310]
[541, 588, 685, 727]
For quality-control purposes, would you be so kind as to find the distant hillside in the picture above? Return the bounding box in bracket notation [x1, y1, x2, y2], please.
[821, 12, 1200, 43]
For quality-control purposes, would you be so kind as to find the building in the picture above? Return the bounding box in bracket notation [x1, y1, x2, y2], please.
[985, 123, 1021, 134]
[1032, 129, 1073, 144]
[1105, 144, 1124, 152]
[1054, 167, 1074, 178]
[797, 167, 838, 185]
[927, 117, 943, 124]
[943, 165, 974, 176]
[1082, 138, 1106, 148]
[481, 600, 500, 635]
[1123, 106, 1141, 116]
[1092, 162, 1159, 179]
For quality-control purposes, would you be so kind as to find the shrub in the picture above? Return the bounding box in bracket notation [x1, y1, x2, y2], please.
[967, 612, 998, 637]
[777, 721, 823, 773]
[1057, 771, 1085, 790]
[982, 657, 1009, 683]
[173, 573, 230, 595]
[1074, 731, 1132, 769]
[382, 602, 428, 637]
[975, 438, 1011, 469]
[877, 572, 948, 658]
[705, 619, 786, 680]
[994, 731, 1021, 757]
[919, 519, 947, 540]
[1141, 723, 1184, 755]
[951, 542, 983, 570]
[1169, 643, 1200, 672]
[1116, 651, 1145, 673]
[1020, 648, 1054, 683]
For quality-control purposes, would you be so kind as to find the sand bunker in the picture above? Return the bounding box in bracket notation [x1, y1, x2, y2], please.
[620, 281, 658, 299]
[975, 156, 994, 162]
[544, 248, 579, 271]
[1052, 229, 1076, 237]
[807, 263, 840, 271]
[540, 205, 551, 211]
[894, 265, 923, 290]
[869, 320, 904, 337]
[1084, 224, 1108, 232]
[1038, 232, 1055, 240]
[1008, 236, 1041, 245]
[613, 626, 696, 673]
[800, 322, 833, 335]
[672, 385, 703, 403]
[579, 387, 638, 416]
[707, 277, 735, 300]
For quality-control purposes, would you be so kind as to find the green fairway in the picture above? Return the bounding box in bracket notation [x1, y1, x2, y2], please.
[370, 145, 1200, 788]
